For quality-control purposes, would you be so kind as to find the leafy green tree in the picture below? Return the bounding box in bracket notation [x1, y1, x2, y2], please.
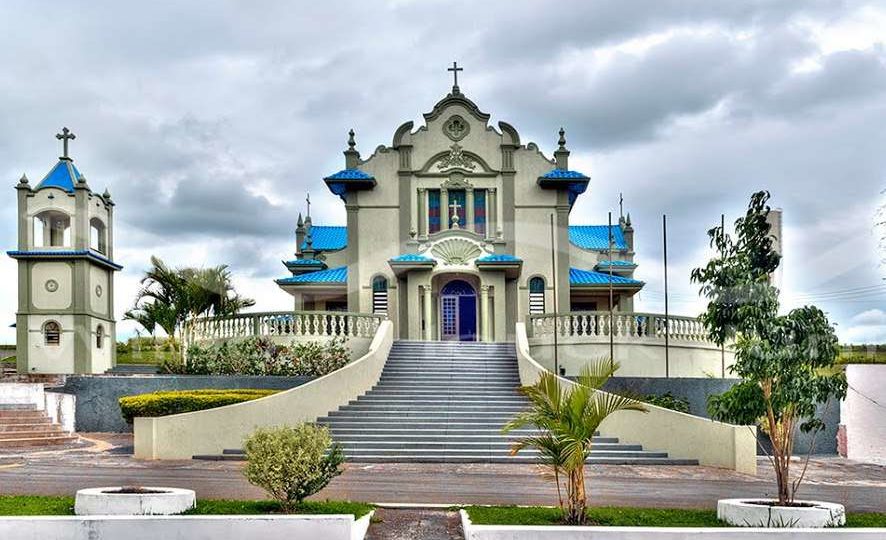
[691, 191, 847, 505]
[505, 360, 646, 525]
[126, 256, 255, 359]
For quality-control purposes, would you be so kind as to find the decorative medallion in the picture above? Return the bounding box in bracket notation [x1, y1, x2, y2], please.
[95, 285, 103, 298]
[436, 143, 476, 171]
[431, 238, 482, 265]
[443, 115, 470, 141]
[45, 279, 59, 293]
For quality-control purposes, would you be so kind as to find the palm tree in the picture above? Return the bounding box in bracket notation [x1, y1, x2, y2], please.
[126, 257, 255, 361]
[505, 360, 647, 525]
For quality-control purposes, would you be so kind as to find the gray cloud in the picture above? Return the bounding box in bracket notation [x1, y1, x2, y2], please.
[0, 0, 884, 342]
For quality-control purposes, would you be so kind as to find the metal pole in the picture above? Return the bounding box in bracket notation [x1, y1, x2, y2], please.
[663, 214, 669, 378]
[720, 213, 726, 378]
[608, 212, 615, 368]
[550, 213, 559, 377]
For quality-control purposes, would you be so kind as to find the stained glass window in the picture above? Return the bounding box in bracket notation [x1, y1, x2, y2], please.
[428, 189, 441, 234]
[474, 189, 486, 236]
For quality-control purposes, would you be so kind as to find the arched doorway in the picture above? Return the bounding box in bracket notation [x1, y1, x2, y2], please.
[440, 279, 477, 341]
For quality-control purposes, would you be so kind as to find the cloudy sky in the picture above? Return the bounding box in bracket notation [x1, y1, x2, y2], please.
[0, 0, 884, 344]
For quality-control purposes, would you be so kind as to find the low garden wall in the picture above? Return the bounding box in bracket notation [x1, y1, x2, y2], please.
[516, 323, 758, 474]
[134, 320, 394, 460]
[0, 513, 372, 540]
[53, 376, 313, 433]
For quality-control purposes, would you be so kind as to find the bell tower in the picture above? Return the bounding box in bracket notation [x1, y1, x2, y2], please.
[8, 128, 122, 374]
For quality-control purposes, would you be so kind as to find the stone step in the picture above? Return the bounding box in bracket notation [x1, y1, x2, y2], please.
[364, 390, 524, 397]
[0, 410, 47, 419]
[0, 416, 52, 426]
[0, 435, 78, 448]
[0, 422, 61, 433]
[318, 420, 538, 429]
[0, 404, 39, 411]
[353, 396, 527, 403]
[332, 440, 641, 450]
[326, 411, 522, 419]
[0, 428, 65, 440]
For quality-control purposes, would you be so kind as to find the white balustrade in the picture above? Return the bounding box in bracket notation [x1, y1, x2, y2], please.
[184, 311, 386, 348]
[527, 311, 711, 343]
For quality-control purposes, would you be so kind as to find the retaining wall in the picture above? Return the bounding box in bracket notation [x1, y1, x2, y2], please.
[842, 364, 886, 464]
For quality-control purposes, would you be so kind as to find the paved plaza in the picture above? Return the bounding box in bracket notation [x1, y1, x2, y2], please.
[1, 434, 884, 513]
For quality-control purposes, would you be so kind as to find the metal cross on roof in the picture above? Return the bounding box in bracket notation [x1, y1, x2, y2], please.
[56, 127, 76, 159]
[619, 192, 624, 219]
[306, 193, 311, 219]
[447, 61, 463, 90]
[449, 198, 462, 228]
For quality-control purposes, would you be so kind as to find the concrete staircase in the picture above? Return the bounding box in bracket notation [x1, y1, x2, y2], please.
[0, 404, 78, 449]
[196, 341, 696, 465]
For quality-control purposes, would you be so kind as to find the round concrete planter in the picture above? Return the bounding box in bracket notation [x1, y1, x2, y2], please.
[717, 498, 846, 528]
[75, 487, 196, 516]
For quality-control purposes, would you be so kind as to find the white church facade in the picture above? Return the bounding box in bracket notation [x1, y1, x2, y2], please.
[277, 69, 643, 342]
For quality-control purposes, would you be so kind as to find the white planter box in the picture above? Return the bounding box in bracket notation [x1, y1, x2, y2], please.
[461, 509, 884, 539]
[717, 499, 845, 528]
[0, 512, 373, 540]
[75, 487, 196, 516]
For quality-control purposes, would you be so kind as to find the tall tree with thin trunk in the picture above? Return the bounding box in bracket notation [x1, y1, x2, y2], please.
[691, 191, 847, 505]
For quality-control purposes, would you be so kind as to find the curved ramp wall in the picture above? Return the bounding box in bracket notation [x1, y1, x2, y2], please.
[134, 320, 394, 460]
[515, 323, 757, 474]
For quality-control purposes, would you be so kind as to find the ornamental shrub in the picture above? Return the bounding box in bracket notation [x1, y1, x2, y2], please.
[119, 389, 278, 422]
[171, 337, 349, 377]
[642, 392, 691, 414]
[243, 424, 344, 512]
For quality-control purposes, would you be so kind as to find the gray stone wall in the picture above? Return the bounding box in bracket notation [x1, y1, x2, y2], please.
[603, 377, 839, 455]
[53, 375, 313, 433]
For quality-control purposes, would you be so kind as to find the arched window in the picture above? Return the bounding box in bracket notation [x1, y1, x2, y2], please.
[90, 218, 107, 254]
[96, 325, 104, 349]
[372, 276, 388, 316]
[43, 321, 61, 346]
[529, 277, 545, 315]
[33, 211, 71, 248]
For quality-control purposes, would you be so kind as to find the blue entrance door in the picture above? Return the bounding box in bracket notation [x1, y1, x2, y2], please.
[440, 280, 477, 341]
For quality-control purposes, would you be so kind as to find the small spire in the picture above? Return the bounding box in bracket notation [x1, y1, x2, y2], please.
[626, 212, 632, 227]
[297, 212, 304, 228]
[77, 174, 88, 185]
[554, 127, 570, 170]
[103, 188, 112, 199]
[19, 173, 28, 185]
[344, 129, 360, 169]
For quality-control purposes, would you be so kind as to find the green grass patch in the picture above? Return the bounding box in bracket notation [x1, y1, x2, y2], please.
[0, 496, 372, 518]
[0, 496, 75, 516]
[464, 506, 886, 528]
[188, 499, 374, 518]
[118, 389, 279, 422]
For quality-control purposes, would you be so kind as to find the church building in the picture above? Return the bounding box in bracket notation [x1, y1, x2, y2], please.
[277, 65, 643, 342]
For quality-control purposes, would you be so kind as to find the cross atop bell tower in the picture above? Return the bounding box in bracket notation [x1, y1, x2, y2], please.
[55, 127, 76, 160]
[447, 61, 463, 93]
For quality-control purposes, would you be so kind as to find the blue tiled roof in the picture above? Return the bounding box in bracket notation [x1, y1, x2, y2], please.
[301, 226, 347, 251]
[323, 168, 375, 181]
[568, 225, 627, 250]
[540, 169, 589, 180]
[390, 254, 434, 263]
[285, 258, 325, 266]
[476, 254, 523, 263]
[35, 160, 82, 192]
[7, 249, 122, 270]
[277, 266, 347, 284]
[570, 267, 643, 286]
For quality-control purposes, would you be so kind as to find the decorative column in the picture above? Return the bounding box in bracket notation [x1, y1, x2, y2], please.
[480, 285, 490, 342]
[466, 187, 475, 232]
[423, 284, 433, 341]
[440, 188, 449, 231]
[417, 188, 427, 239]
[487, 188, 497, 241]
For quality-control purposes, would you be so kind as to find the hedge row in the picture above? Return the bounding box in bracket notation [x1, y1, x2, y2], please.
[119, 389, 279, 423]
